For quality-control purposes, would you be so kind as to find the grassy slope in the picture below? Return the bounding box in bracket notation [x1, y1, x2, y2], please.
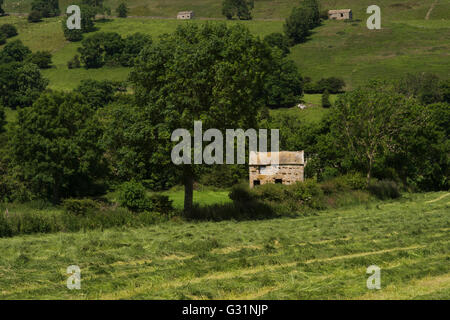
[0, 191, 448, 299]
[1, 1, 448, 90]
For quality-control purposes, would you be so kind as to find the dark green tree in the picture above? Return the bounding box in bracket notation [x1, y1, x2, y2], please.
[265, 53, 303, 108]
[31, 0, 60, 17]
[222, 0, 254, 20]
[0, 33, 6, 45]
[321, 89, 331, 108]
[9, 91, 106, 202]
[264, 32, 290, 56]
[0, 24, 18, 38]
[0, 40, 31, 63]
[0, 62, 48, 109]
[0, 0, 4, 16]
[75, 79, 118, 108]
[26, 51, 52, 69]
[120, 33, 152, 66]
[128, 23, 273, 214]
[0, 104, 5, 134]
[116, 2, 129, 18]
[28, 10, 42, 23]
[284, 6, 313, 45]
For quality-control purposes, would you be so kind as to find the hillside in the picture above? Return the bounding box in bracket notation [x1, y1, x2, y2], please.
[3, 0, 450, 20]
[1, 1, 449, 90]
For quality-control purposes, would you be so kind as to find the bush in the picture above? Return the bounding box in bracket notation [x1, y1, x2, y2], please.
[0, 33, 6, 45]
[28, 10, 42, 23]
[148, 194, 174, 214]
[0, 24, 18, 38]
[322, 89, 331, 108]
[368, 180, 401, 200]
[67, 54, 81, 69]
[290, 180, 326, 209]
[27, 51, 52, 68]
[320, 173, 366, 194]
[118, 181, 150, 212]
[63, 198, 100, 216]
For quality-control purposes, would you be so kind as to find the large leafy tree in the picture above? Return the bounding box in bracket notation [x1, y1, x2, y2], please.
[128, 23, 273, 214]
[0, 62, 48, 109]
[9, 91, 106, 202]
[284, 0, 320, 45]
[330, 82, 425, 185]
[0, 40, 31, 63]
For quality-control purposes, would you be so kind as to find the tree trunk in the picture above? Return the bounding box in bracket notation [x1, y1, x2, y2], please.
[366, 157, 373, 187]
[183, 165, 194, 216]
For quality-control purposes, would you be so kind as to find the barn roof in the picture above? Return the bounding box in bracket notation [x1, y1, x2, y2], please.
[249, 151, 304, 165]
[328, 9, 352, 13]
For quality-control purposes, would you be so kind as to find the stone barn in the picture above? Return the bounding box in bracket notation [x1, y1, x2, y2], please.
[177, 11, 195, 19]
[249, 151, 305, 188]
[328, 9, 352, 20]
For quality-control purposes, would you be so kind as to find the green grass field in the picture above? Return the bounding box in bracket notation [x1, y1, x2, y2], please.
[1, 1, 449, 90]
[0, 191, 448, 299]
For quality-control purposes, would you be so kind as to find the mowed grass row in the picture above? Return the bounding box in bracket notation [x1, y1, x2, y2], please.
[0, 192, 448, 299]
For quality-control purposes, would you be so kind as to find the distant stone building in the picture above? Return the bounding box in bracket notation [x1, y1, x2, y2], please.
[249, 151, 305, 188]
[177, 11, 194, 19]
[328, 9, 352, 20]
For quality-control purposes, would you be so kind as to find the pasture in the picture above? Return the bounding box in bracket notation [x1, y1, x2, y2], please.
[1, 0, 448, 90]
[0, 191, 448, 299]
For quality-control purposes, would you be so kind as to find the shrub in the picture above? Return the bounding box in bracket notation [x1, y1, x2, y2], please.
[0, 33, 6, 45]
[63, 198, 100, 216]
[320, 173, 366, 194]
[290, 180, 326, 209]
[67, 54, 81, 69]
[116, 2, 129, 18]
[0, 24, 18, 38]
[368, 180, 401, 200]
[27, 51, 52, 68]
[148, 194, 174, 214]
[229, 183, 254, 202]
[322, 89, 331, 108]
[28, 10, 42, 23]
[118, 181, 151, 212]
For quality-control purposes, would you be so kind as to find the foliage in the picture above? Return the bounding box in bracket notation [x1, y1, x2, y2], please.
[265, 53, 303, 108]
[0, 24, 18, 38]
[222, 0, 254, 20]
[129, 23, 273, 213]
[367, 180, 401, 200]
[321, 89, 331, 108]
[74, 79, 118, 108]
[118, 180, 150, 212]
[0, 62, 48, 109]
[264, 32, 290, 57]
[26, 51, 52, 68]
[0, 32, 5, 45]
[63, 198, 100, 216]
[304, 77, 346, 94]
[0, 104, 4, 133]
[0, 40, 31, 63]
[396, 73, 446, 105]
[78, 32, 150, 68]
[284, 0, 320, 45]
[116, 2, 129, 18]
[67, 54, 81, 69]
[28, 10, 42, 23]
[31, 0, 60, 18]
[9, 91, 106, 202]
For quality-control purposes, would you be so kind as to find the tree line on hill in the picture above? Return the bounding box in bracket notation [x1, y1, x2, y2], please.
[0, 23, 448, 215]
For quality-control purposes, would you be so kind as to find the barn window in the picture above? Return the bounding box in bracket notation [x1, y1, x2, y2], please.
[275, 179, 283, 184]
[253, 180, 261, 186]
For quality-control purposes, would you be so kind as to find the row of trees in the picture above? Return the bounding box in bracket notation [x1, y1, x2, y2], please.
[77, 32, 151, 68]
[0, 23, 448, 214]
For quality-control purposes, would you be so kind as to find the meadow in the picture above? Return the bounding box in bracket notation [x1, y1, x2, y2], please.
[1, 0, 448, 90]
[0, 191, 448, 299]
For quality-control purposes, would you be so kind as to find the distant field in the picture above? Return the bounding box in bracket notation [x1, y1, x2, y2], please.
[1, 4, 448, 91]
[3, 0, 448, 20]
[0, 191, 448, 299]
